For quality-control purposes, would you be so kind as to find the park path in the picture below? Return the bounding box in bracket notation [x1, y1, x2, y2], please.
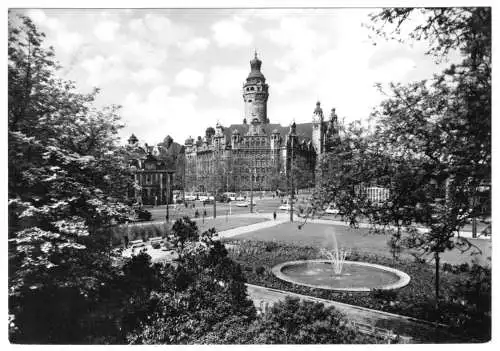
[245, 283, 467, 343]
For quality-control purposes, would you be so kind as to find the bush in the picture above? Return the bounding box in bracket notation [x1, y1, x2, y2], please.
[370, 289, 398, 301]
[458, 262, 470, 273]
[250, 297, 373, 344]
[255, 266, 265, 275]
[136, 208, 152, 221]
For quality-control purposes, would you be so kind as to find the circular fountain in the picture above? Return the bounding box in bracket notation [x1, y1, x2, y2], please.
[272, 259, 410, 292]
[272, 231, 410, 292]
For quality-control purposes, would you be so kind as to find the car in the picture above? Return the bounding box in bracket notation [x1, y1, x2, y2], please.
[131, 242, 146, 249]
[236, 201, 256, 207]
[325, 206, 340, 215]
[207, 194, 215, 200]
[224, 192, 237, 201]
[279, 204, 292, 211]
[198, 194, 209, 202]
[185, 193, 197, 201]
[236, 195, 245, 201]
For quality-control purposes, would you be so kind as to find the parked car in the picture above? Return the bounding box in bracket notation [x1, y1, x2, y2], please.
[185, 193, 197, 201]
[236, 201, 256, 207]
[325, 205, 340, 215]
[198, 194, 209, 202]
[279, 204, 292, 211]
[224, 192, 237, 201]
[215, 193, 230, 203]
[236, 194, 245, 201]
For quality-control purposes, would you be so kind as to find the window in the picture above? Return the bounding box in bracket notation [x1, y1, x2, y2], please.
[248, 99, 252, 103]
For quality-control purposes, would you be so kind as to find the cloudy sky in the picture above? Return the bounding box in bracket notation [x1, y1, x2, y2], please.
[14, 7, 460, 145]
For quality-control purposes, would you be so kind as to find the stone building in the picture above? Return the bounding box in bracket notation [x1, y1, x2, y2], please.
[184, 53, 340, 194]
[126, 134, 176, 205]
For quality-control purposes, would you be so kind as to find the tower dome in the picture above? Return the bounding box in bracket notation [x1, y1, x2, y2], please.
[247, 51, 265, 80]
[314, 101, 323, 116]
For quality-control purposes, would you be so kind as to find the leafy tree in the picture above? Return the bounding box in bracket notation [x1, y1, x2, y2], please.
[171, 216, 199, 256]
[126, 220, 256, 344]
[8, 14, 132, 343]
[313, 7, 490, 323]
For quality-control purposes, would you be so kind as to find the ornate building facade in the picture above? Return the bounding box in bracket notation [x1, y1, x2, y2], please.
[184, 53, 339, 193]
[126, 134, 177, 205]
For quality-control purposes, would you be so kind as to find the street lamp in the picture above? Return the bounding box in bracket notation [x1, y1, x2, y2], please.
[165, 170, 175, 223]
[250, 169, 256, 213]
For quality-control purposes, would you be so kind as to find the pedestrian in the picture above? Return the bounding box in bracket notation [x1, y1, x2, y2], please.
[273, 211, 277, 220]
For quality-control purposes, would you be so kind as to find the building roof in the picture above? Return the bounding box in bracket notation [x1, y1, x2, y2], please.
[222, 122, 314, 141]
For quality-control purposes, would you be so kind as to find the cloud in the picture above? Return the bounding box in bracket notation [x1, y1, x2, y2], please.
[179, 37, 210, 54]
[208, 66, 247, 98]
[56, 31, 83, 53]
[121, 85, 201, 143]
[128, 14, 191, 46]
[122, 40, 168, 68]
[94, 20, 120, 42]
[131, 67, 164, 85]
[80, 55, 126, 87]
[212, 17, 253, 47]
[175, 68, 205, 88]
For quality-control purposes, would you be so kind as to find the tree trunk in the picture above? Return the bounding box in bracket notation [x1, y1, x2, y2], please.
[435, 251, 440, 313]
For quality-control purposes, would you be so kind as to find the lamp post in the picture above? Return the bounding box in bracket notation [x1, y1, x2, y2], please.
[250, 169, 254, 213]
[289, 138, 294, 223]
[165, 171, 175, 223]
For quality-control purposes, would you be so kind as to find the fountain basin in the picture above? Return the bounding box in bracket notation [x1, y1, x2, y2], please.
[272, 259, 410, 292]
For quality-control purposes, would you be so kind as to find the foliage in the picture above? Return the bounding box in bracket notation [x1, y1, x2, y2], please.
[171, 216, 199, 255]
[134, 208, 152, 221]
[250, 297, 371, 344]
[125, 221, 256, 344]
[313, 7, 491, 310]
[8, 14, 135, 343]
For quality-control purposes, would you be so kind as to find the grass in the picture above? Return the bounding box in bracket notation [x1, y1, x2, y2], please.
[230, 222, 491, 266]
[223, 239, 490, 342]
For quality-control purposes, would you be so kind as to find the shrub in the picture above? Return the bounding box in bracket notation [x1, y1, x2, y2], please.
[442, 263, 453, 273]
[458, 262, 470, 273]
[136, 208, 152, 221]
[370, 289, 398, 301]
[255, 266, 265, 275]
[264, 240, 279, 252]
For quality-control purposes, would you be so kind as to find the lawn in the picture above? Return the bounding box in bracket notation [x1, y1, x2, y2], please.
[231, 222, 491, 266]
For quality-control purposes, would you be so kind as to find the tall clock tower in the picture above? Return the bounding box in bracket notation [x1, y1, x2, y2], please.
[242, 52, 269, 124]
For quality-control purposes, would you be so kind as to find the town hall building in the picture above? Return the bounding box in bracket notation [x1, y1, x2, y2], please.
[183, 53, 340, 194]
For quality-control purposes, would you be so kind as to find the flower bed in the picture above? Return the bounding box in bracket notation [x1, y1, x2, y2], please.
[224, 239, 490, 342]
